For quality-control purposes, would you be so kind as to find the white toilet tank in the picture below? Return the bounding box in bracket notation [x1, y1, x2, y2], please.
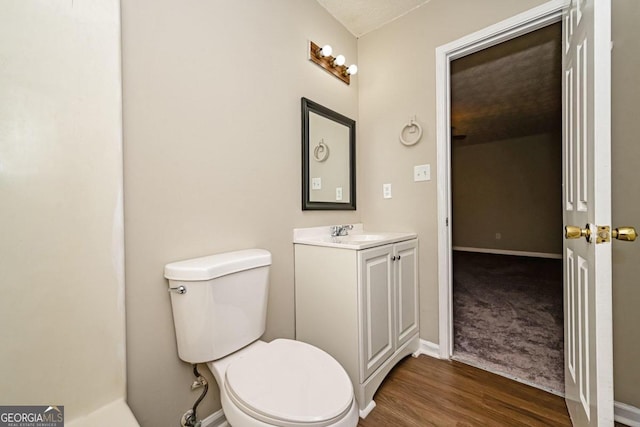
[164, 249, 271, 363]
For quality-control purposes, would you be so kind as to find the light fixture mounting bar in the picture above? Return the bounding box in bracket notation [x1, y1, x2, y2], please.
[309, 41, 350, 85]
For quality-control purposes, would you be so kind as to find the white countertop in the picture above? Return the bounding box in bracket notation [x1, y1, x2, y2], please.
[293, 224, 417, 250]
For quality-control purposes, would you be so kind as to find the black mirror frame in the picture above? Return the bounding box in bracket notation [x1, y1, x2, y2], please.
[301, 97, 356, 210]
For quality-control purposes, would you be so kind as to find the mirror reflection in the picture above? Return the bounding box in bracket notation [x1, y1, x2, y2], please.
[302, 98, 355, 210]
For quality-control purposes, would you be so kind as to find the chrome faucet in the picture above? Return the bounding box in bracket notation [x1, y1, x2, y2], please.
[330, 224, 354, 237]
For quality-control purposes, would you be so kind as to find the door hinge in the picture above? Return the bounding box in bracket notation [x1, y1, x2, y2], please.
[446, 217, 449, 227]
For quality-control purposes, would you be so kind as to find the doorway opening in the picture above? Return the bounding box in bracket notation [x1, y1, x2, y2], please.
[449, 22, 564, 394]
[436, 1, 564, 398]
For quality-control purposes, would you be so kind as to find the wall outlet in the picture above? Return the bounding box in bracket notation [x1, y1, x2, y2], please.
[311, 177, 321, 190]
[336, 187, 343, 201]
[495, 232, 502, 240]
[414, 164, 430, 182]
[383, 183, 392, 199]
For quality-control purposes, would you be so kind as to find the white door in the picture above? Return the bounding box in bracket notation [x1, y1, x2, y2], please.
[563, 0, 613, 425]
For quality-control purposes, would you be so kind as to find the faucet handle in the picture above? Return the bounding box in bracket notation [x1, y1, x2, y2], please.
[330, 224, 353, 237]
[338, 224, 353, 236]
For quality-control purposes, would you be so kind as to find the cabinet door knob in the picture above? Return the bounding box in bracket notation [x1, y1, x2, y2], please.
[391, 256, 397, 261]
[397, 255, 401, 260]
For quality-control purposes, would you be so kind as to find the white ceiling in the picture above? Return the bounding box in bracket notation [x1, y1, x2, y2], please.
[316, 0, 431, 37]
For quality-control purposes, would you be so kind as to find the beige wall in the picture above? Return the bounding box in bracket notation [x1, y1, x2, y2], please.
[0, 0, 126, 422]
[357, 0, 549, 346]
[359, 0, 640, 410]
[452, 133, 562, 254]
[612, 0, 640, 409]
[121, 1, 359, 425]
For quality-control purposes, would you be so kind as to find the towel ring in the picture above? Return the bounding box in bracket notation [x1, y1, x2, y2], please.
[313, 139, 330, 162]
[399, 117, 423, 146]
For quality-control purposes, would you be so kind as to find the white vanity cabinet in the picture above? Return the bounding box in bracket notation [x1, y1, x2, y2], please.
[294, 237, 419, 418]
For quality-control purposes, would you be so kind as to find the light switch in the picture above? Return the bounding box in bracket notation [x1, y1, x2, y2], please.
[312, 177, 322, 190]
[383, 183, 392, 199]
[414, 164, 430, 182]
[336, 187, 343, 201]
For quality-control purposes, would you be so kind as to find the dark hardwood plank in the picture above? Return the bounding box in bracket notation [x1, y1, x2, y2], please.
[358, 355, 572, 426]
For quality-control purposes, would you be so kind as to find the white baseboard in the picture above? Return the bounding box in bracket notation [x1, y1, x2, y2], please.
[359, 400, 377, 419]
[615, 401, 640, 427]
[416, 339, 441, 359]
[200, 409, 228, 427]
[452, 246, 562, 259]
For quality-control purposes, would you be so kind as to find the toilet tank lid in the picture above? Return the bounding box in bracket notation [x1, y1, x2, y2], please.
[164, 249, 271, 281]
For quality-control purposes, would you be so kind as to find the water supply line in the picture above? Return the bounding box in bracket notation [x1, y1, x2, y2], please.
[181, 364, 208, 427]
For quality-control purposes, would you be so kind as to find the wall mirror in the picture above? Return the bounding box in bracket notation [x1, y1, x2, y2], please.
[301, 97, 356, 210]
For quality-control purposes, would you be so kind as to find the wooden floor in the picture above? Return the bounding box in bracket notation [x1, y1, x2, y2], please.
[358, 355, 571, 426]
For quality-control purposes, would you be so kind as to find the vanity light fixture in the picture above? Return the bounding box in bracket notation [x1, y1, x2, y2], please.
[308, 41, 357, 85]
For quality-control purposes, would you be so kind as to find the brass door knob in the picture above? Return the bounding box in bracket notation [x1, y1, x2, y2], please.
[612, 226, 637, 242]
[565, 225, 591, 241]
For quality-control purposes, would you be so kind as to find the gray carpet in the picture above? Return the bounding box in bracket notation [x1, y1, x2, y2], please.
[453, 250, 564, 394]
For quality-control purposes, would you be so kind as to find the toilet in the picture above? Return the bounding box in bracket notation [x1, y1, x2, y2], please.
[165, 249, 358, 427]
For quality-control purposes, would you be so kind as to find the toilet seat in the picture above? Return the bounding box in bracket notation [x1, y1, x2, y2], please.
[224, 339, 354, 427]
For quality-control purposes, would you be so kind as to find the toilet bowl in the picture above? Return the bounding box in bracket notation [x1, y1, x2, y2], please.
[208, 340, 358, 427]
[165, 249, 358, 427]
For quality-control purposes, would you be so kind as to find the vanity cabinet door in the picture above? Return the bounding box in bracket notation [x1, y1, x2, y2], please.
[359, 245, 395, 381]
[394, 239, 419, 349]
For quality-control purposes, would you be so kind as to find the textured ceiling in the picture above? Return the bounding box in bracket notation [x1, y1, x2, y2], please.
[316, 0, 430, 37]
[451, 22, 562, 145]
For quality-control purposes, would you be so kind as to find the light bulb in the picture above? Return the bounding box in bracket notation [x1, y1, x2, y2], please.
[318, 44, 332, 57]
[333, 55, 345, 67]
[346, 64, 358, 75]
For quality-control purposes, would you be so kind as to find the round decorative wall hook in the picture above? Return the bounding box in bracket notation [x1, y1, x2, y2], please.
[399, 116, 423, 146]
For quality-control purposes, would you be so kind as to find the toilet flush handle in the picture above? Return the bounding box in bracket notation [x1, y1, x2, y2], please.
[169, 285, 187, 295]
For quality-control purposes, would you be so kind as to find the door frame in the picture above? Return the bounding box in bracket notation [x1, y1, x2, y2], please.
[436, 0, 568, 359]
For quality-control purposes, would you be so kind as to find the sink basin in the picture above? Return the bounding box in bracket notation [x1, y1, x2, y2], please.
[293, 225, 416, 250]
